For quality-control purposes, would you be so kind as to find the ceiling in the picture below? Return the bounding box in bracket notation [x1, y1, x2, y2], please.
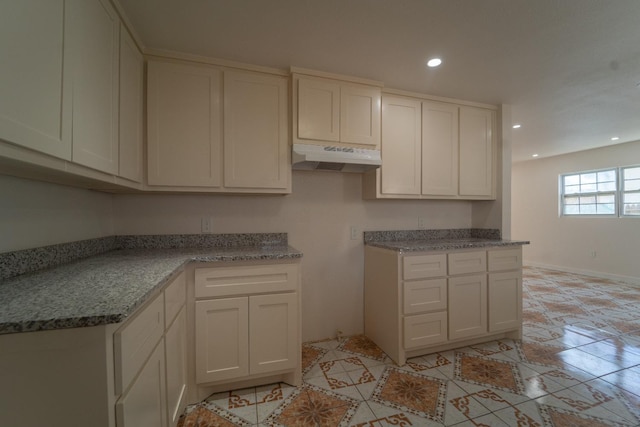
[119, 0, 640, 163]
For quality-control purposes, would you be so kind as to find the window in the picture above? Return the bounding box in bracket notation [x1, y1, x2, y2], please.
[561, 169, 617, 215]
[622, 166, 640, 216]
[560, 165, 640, 217]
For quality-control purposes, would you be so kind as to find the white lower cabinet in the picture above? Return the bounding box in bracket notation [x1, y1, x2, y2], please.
[165, 307, 188, 426]
[448, 274, 487, 340]
[115, 271, 187, 427]
[116, 341, 167, 427]
[365, 245, 523, 366]
[193, 262, 301, 397]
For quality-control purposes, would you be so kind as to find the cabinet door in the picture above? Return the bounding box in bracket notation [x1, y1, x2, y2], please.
[488, 271, 522, 332]
[195, 297, 248, 383]
[340, 84, 381, 147]
[297, 77, 340, 142]
[147, 60, 222, 187]
[249, 293, 298, 375]
[422, 101, 459, 196]
[223, 71, 290, 190]
[165, 307, 187, 427]
[380, 96, 422, 195]
[459, 106, 494, 197]
[404, 311, 448, 349]
[116, 341, 167, 427]
[67, 0, 120, 174]
[448, 274, 487, 340]
[118, 28, 144, 183]
[0, 0, 71, 159]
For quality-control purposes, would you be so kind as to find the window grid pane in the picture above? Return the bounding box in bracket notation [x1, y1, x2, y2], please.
[561, 168, 617, 216]
[622, 167, 640, 216]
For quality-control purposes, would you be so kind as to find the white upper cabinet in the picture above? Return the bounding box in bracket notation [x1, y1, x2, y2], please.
[421, 101, 459, 196]
[118, 28, 144, 183]
[146, 60, 223, 188]
[0, 0, 71, 159]
[223, 70, 290, 191]
[147, 60, 290, 193]
[459, 106, 495, 197]
[294, 71, 381, 148]
[67, 0, 120, 174]
[379, 96, 422, 196]
[364, 94, 496, 200]
[297, 78, 340, 142]
[340, 84, 381, 146]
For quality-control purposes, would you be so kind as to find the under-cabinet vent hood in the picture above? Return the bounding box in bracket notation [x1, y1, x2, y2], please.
[291, 144, 381, 173]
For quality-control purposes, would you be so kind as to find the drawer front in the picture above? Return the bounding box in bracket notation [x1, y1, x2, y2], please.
[195, 264, 299, 298]
[403, 254, 447, 280]
[448, 251, 486, 275]
[115, 294, 165, 394]
[403, 311, 448, 349]
[403, 278, 447, 315]
[164, 271, 186, 328]
[488, 247, 522, 272]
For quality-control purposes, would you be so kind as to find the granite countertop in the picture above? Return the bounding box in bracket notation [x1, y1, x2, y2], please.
[365, 238, 529, 253]
[0, 240, 301, 335]
[363, 228, 529, 253]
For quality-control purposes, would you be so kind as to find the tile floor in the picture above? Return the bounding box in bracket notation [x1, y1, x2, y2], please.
[178, 267, 640, 426]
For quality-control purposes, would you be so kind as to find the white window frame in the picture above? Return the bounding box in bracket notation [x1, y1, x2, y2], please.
[559, 168, 617, 217]
[621, 165, 640, 217]
[559, 165, 640, 218]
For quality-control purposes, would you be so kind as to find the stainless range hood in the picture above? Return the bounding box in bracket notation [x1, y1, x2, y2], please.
[291, 143, 381, 173]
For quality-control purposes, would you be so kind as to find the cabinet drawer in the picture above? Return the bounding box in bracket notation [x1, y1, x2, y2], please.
[403, 278, 447, 315]
[448, 251, 486, 275]
[115, 294, 165, 394]
[164, 271, 186, 328]
[403, 311, 448, 349]
[195, 264, 299, 298]
[403, 254, 447, 280]
[488, 248, 522, 272]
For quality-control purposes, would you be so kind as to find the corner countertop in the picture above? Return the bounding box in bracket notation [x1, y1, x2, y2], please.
[365, 238, 530, 253]
[0, 244, 301, 335]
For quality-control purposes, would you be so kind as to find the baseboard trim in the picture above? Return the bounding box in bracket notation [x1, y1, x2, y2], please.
[524, 261, 640, 287]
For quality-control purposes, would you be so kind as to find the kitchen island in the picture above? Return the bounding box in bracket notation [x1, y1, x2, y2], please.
[0, 234, 302, 427]
[364, 229, 529, 366]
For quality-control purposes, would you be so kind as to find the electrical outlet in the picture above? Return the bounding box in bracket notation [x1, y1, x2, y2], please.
[201, 216, 213, 233]
[418, 217, 427, 228]
[591, 250, 597, 258]
[350, 226, 358, 240]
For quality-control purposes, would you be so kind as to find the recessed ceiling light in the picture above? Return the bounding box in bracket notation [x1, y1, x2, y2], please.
[512, 124, 521, 129]
[611, 136, 620, 141]
[427, 58, 442, 68]
[532, 154, 539, 158]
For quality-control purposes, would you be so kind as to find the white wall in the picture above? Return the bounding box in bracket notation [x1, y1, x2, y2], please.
[0, 175, 114, 253]
[113, 171, 475, 341]
[512, 140, 640, 283]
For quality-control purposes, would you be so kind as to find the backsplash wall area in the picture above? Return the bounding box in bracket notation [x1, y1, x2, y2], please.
[113, 171, 479, 341]
[1, 172, 502, 341]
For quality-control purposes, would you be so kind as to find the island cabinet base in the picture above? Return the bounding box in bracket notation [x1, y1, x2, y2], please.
[364, 244, 523, 366]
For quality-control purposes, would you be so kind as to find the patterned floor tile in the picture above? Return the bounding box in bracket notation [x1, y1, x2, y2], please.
[370, 366, 447, 422]
[182, 267, 640, 427]
[454, 352, 525, 395]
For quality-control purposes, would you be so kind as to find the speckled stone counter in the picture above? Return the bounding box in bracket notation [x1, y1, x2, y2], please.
[0, 235, 301, 335]
[364, 228, 529, 253]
